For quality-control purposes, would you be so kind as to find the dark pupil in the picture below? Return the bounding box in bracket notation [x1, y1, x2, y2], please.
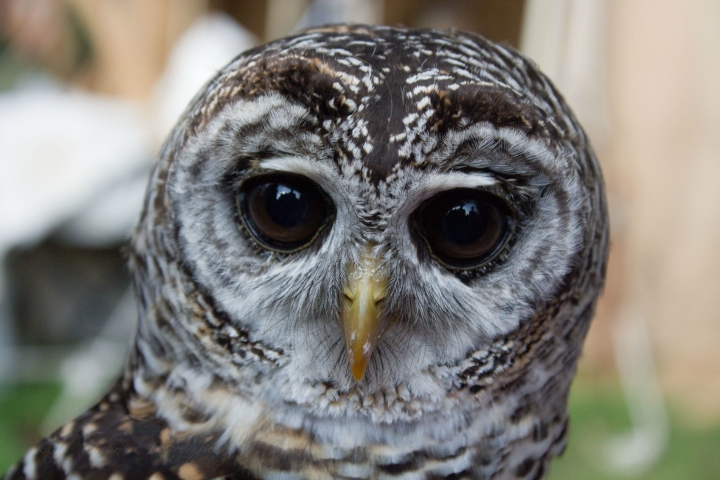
[265, 184, 308, 228]
[441, 200, 488, 245]
[442, 200, 488, 245]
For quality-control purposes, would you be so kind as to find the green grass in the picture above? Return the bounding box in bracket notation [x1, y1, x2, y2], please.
[0, 383, 61, 473]
[549, 379, 720, 480]
[0, 381, 718, 478]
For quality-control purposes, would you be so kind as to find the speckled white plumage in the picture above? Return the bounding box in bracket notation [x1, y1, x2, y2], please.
[6, 25, 608, 480]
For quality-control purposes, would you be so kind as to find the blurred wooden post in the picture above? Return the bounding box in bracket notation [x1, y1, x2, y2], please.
[66, 0, 207, 99]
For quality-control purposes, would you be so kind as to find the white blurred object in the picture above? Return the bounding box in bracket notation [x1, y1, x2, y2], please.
[152, 12, 257, 145]
[604, 304, 670, 474]
[0, 85, 152, 253]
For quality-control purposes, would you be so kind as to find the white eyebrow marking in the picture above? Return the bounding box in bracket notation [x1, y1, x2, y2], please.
[418, 171, 496, 193]
[259, 156, 319, 174]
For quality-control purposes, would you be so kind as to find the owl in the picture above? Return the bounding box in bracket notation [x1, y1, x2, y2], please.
[5, 25, 608, 480]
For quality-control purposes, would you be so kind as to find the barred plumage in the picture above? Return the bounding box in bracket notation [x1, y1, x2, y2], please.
[6, 24, 608, 480]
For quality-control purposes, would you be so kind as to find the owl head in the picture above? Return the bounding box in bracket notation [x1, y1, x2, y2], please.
[128, 25, 608, 426]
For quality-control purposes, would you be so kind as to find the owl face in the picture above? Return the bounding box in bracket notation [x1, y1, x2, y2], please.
[136, 26, 606, 425]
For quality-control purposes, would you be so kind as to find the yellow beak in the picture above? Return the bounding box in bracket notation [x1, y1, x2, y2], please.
[342, 244, 390, 381]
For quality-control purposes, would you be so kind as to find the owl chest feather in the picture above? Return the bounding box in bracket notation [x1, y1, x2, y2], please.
[116, 313, 574, 480]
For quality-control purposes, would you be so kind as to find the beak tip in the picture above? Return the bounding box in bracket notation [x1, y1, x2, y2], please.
[350, 357, 369, 382]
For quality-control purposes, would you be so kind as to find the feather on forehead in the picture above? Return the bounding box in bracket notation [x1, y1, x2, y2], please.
[178, 25, 576, 183]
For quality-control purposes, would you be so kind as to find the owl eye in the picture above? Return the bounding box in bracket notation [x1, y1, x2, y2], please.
[413, 189, 515, 269]
[237, 174, 333, 252]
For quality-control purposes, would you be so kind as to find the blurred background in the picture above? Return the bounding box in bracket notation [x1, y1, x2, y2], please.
[0, 0, 718, 478]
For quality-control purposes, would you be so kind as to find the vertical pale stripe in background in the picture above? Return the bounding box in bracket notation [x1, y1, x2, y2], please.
[610, 0, 720, 419]
[522, 0, 720, 424]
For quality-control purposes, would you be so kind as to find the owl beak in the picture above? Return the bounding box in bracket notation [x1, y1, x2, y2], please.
[342, 244, 390, 381]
